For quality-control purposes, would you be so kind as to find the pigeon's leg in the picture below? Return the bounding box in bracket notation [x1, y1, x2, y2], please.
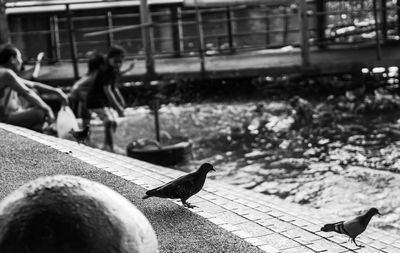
[181, 199, 196, 208]
[352, 238, 363, 248]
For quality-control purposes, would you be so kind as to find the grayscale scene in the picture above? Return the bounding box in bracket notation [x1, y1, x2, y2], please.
[0, 0, 399, 252]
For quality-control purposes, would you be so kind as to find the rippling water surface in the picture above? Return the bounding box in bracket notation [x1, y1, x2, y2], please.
[89, 91, 400, 234]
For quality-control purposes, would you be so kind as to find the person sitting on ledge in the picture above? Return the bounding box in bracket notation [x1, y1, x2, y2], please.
[0, 43, 69, 132]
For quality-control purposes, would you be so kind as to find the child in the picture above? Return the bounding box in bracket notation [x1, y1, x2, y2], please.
[69, 51, 105, 128]
[86, 45, 129, 151]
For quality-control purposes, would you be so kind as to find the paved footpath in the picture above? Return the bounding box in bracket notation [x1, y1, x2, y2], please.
[0, 122, 399, 253]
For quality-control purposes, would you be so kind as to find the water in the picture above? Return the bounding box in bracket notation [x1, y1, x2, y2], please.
[88, 69, 400, 234]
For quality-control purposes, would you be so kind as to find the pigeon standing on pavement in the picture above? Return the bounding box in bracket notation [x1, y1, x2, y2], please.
[142, 163, 215, 208]
[320, 207, 380, 247]
[69, 126, 90, 144]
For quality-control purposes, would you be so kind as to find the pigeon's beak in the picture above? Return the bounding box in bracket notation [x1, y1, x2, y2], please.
[211, 168, 216, 172]
[377, 211, 381, 215]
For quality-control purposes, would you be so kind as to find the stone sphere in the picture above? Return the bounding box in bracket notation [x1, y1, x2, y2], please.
[0, 175, 158, 253]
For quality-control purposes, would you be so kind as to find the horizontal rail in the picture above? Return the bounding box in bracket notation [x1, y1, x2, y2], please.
[84, 23, 152, 37]
[6, 0, 182, 8]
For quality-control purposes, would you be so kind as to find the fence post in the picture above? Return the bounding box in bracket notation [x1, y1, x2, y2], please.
[194, 2, 205, 74]
[298, 0, 310, 67]
[106, 11, 114, 48]
[50, 15, 61, 62]
[397, 0, 400, 37]
[0, 0, 10, 44]
[373, 0, 382, 61]
[140, 0, 155, 81]
[283, 6, 289, 45]
[316, 0, 326, 49]
[171, 6, 183, 57]
[66, 4, 79, 80]
[381, 0, 387, 41]
[226, 6, 235, 53]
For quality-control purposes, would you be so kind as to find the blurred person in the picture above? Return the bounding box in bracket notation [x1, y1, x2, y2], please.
[120, 58, 136, 75]
[19, 51, 44, 81]
[0, 44, 68, 132]
[289, 95, 313, 128]
[86, 45, 130, 151]
[69, 51, 105, 128]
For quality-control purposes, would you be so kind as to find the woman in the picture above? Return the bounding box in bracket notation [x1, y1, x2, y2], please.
[0, 44, 68, 132]
[86, 45, 128, 151]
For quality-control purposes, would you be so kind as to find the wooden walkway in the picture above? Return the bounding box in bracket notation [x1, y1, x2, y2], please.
[33, 43, 400, 86]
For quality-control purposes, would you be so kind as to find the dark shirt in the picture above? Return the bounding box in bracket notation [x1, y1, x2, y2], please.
[86, 65, 117, 109]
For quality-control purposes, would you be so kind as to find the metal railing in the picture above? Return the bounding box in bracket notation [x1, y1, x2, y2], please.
[6, 0, 400, 79]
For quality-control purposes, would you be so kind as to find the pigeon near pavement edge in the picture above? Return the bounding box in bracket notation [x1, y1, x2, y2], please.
[142, 163, 215, 208]
[321, 207, 380, 247]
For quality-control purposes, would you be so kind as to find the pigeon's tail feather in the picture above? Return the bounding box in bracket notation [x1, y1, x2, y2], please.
[142, 195, 151, 200]
[321, 221, 348, 235]
[145, 187, 162, 196]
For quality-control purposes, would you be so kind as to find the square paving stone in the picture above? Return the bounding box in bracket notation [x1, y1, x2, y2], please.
[256, 233, 302, 250]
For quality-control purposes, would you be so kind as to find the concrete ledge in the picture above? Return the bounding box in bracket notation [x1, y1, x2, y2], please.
[0, 122, 399, 253]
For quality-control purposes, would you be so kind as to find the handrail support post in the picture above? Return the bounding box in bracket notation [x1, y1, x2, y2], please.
[298, 0, 310, 68]
[66, 4, 79, 80]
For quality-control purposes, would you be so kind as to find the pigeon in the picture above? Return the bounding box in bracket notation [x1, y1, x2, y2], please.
[321, 207, 380, 247]
[69, 126, 90, 144]
[142, 163, 215, 208]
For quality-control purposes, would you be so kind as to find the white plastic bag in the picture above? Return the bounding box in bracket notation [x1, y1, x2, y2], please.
[56, 106, 79, 139]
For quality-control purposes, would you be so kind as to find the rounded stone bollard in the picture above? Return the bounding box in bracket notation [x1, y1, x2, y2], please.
[0, 175, 158, 253]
